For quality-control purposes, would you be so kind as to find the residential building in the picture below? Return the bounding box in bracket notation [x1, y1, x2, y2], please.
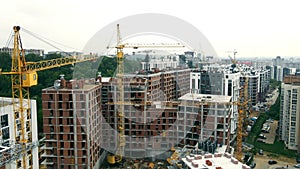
[245, 72, 259, 106]
[258, 68, 270, 102]
[190, 66, 241, 134]
[178, 93, 233, 147]
[279, 75, 300, 153]
[140, 51, 180, 71]
[42, 77, 106, 168]
[100, 68, 191, 159]
[0, 97, 39, 169]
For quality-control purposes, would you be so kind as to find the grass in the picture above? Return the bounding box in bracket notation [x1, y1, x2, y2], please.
[245, 87, 300, 158]
[254, 137, 299, 158]
[246, 113, 268, 144]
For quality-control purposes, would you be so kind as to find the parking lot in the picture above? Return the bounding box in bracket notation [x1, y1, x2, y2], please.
[260, 120, 278, 144]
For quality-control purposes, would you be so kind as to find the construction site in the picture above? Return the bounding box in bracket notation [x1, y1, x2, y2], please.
[0, 25, 273, 169]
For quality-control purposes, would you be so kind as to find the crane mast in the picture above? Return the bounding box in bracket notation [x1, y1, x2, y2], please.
[11, 26, 32, 168]
[107, 24, 185, 165]
[227, 50, 249, 161]
[115, 23, 126, 163]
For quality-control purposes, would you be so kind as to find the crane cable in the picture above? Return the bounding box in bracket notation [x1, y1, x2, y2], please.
[21, 28, 81, 56]
[5, 31, 13, 48]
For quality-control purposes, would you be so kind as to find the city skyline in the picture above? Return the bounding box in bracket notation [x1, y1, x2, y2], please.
[1, 0, 300, 58]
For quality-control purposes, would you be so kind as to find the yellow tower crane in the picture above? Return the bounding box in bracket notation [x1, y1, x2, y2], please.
[0, 26, 97, 168]
[106, 24, 185, 164]
[228, 50, 249, 161]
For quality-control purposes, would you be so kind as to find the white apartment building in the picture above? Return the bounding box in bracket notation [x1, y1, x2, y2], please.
[0, 97, 39, 169]
[279, 75, 300, 152]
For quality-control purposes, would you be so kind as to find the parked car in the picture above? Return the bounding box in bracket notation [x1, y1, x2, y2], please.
[249, 162, 256, 168]
[258, 134, 267, 139]
[295, 164, 300, 168]
[258, 149, 263, 155]
[257, 139, 265, 143]
[297, 157, 300, 163]
[268, 160, 277, 165]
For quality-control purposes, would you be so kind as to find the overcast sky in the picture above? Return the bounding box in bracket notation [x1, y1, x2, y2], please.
[1, 0, 300, 58]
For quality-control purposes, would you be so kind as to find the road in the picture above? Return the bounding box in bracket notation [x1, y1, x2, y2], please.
[255, 153, 298, 169]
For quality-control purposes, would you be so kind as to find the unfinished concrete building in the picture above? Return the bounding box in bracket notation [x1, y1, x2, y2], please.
[178, 93, 233, 147]
[100, 68, 191, 159]
[42, 77, 106, 169]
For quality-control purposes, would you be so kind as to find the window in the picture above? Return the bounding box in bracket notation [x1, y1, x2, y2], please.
[60, 142, 64, 148]
[69, 94, 72, 101]
[59, 102, 62, 109]
[48, 102, 52, 109]
[59, 94, 62, 101]
[50, 110, 53, 117]
[49, 94, 53, 101]
[48, 118, 52, 124]
[1, 114, 8, 127]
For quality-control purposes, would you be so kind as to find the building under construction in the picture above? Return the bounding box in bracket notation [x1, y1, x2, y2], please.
[0, 97, 39, 169]
[100, 68, 191, 159]
[178, 93, 234, 147]
[42, 77, 106, 169]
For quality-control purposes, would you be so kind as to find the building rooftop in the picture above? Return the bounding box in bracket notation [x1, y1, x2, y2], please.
[179, 93, 232, 103]
[283, 75, 300, 84]
[0, 97, 15, 108]
[42, 78, 100, 91]
[182, 153, 249, 169]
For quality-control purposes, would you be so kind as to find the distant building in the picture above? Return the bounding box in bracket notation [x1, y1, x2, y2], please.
[279, 75, 300, 153]
[0, 47, 44, 56]
[258, 69, 270, 102]
[140, 51, 180, 71]
[42, 77, 106, 168]
[272, 56, 285, 67]
[0, 97, 39, 169]
[47, 51, 83, 58]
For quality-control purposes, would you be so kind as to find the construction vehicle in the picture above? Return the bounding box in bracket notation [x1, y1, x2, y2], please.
[106, 24, 185, 164]
[0, 26, 97, 168]
[228, 50, 249, 161]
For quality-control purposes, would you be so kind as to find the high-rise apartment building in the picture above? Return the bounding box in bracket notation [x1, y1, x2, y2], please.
[279, 75, 300, 153]
[42, 78, 106, 169]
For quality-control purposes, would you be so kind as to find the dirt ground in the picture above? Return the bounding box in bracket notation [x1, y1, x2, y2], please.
[254, 153, 298, 169]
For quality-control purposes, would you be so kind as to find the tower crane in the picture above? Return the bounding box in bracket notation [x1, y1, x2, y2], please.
[0, 26, 97, 168]
[227, 50, 249, 161]
[106, 24, 185, 164]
